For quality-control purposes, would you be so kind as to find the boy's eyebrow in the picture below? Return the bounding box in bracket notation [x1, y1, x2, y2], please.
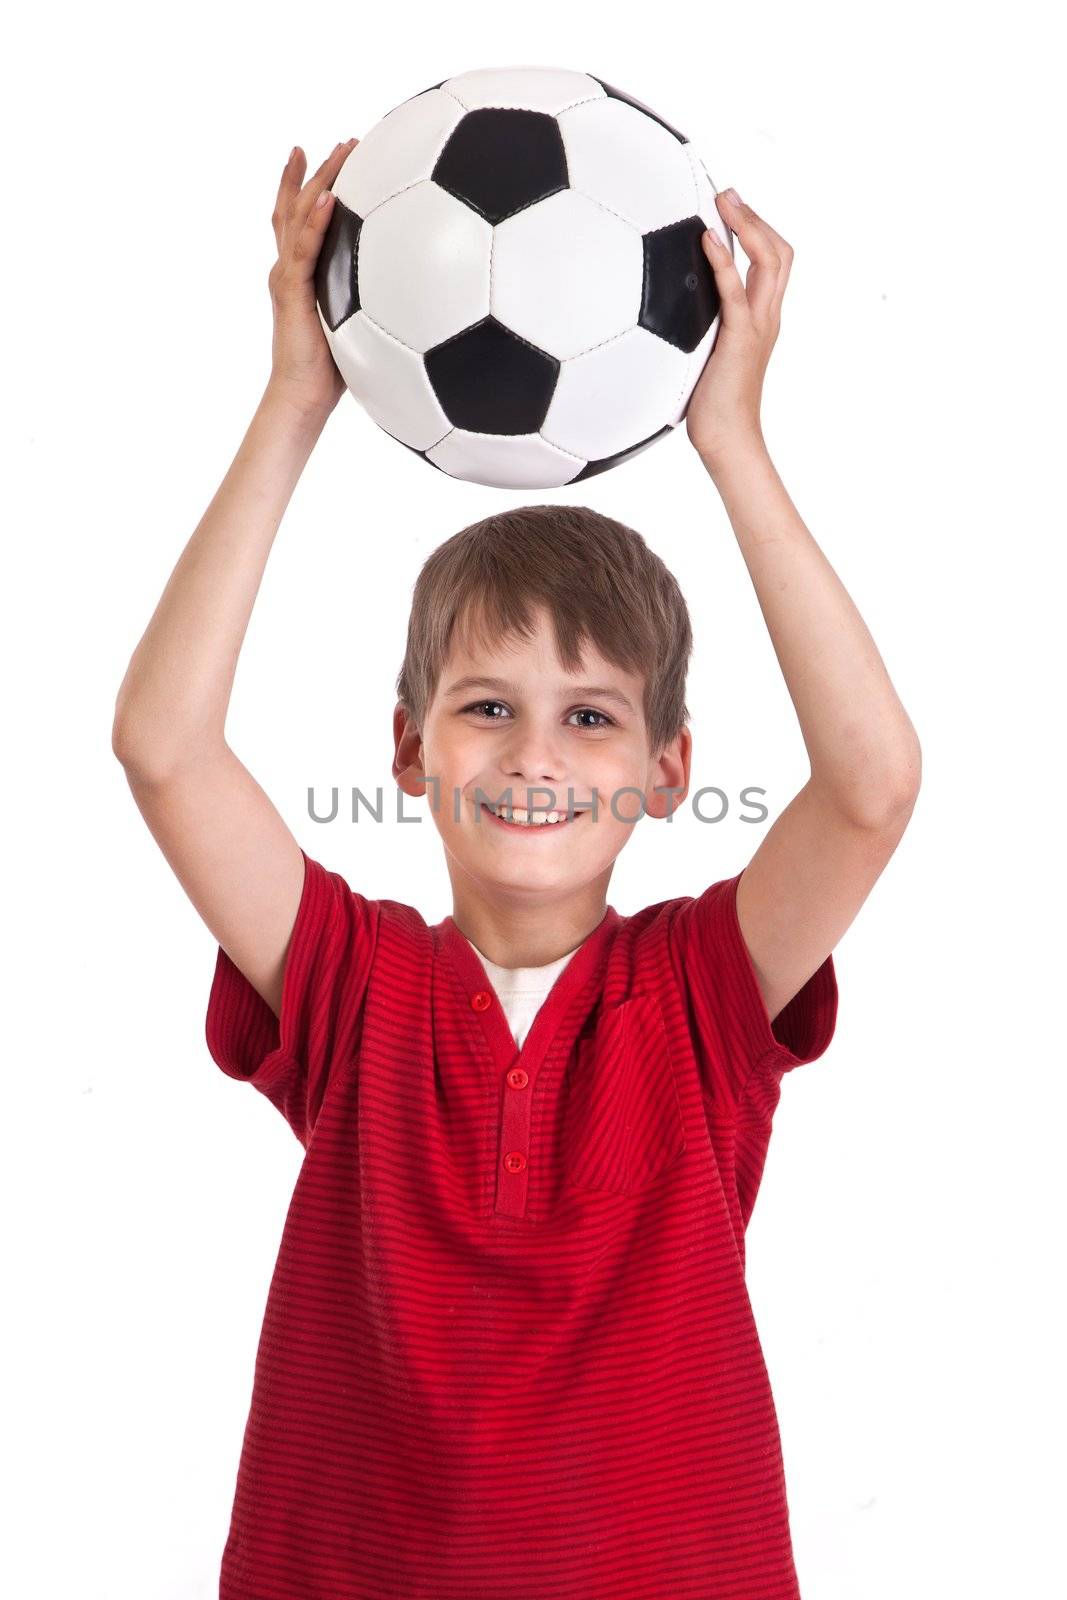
[443, 676, 637, 714]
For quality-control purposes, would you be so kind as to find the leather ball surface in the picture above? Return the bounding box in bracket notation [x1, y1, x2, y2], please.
[314, 66, 731, 489]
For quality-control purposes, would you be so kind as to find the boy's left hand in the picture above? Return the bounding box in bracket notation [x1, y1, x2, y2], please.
[685, 189, 794, 467]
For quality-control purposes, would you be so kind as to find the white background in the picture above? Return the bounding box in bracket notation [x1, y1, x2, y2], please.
[5, 2, 1064, 1595]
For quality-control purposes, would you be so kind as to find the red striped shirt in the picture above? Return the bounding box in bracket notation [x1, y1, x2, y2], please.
[206, 848, 838, 1598]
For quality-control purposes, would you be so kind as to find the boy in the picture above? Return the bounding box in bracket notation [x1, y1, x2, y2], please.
[113, 139, 921, 1599]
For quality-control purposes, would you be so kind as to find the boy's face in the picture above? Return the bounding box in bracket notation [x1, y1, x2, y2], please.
[393, 603, 691, 914]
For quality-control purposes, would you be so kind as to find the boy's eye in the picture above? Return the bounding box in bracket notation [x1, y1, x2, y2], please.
[461, 700, 613, 729]
[465, 699, 509, 720]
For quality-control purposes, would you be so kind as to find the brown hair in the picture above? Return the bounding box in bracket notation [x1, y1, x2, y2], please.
[395, 504, 693, 757]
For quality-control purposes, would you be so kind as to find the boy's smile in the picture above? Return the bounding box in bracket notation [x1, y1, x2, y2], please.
[477, 799, 590, 831]
[392, 602, 690, 966]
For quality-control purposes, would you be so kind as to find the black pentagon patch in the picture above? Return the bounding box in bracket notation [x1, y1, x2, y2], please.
[585, 76, 688, 144]
[568, 424, 673, 482]
[640, 217, 720, 353]
[425, 318, 560, 433]
[432, 108, 568, 224]
[314, 196, 362, 332]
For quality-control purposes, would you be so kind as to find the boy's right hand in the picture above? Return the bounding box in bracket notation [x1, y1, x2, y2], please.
[267, 139, 359, 421]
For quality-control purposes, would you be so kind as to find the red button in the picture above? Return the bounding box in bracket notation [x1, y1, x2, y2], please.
[503, 1151, 526, 1173]
[507, 1068, 529, 1089]
[470, 990, 492, 1012]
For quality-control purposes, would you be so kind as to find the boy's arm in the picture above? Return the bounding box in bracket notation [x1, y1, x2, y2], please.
[112, 387, 328, 1020]
[703, 437, 920, 1025]
[688, 192, 922, 1025]
[112, 140, 358, 1020]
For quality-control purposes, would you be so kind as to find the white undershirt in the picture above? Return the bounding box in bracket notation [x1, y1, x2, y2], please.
[464, 937, 579, 1050]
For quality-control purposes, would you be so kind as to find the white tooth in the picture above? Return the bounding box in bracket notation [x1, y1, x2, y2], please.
[487, 803, 570, 826]
[484, 800, 594, 825]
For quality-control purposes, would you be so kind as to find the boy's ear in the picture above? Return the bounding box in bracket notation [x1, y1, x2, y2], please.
[646, 725, 692, 819]
[392, 700, 426, 795]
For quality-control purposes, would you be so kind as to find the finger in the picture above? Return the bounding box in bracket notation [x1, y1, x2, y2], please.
[274, 141, 353, 252]
[286, 139, 361, 282]
[743, 209, 795, 317]
[715, 189, 786, 324]
[272, 146, 306, 250]
[294, 139, 358, 228]
[700, 226, 749, 327]
[290, 171, 344, 280]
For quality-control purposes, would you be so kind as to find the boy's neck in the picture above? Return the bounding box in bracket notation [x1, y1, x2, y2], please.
[447, 885, 612, 970]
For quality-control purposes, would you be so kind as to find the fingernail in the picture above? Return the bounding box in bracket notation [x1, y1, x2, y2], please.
[289, 147, 297, 162]
[724, 187, 743, 207]
[704, 228, 724, 249]
[316, 188, 333, 208]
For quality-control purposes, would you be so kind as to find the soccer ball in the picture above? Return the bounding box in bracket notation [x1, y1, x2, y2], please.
[314, 66, 731, 489]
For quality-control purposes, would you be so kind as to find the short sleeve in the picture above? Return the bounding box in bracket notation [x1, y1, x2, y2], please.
[669, 868, 838, 1115]
[205, 849, 380, 1145]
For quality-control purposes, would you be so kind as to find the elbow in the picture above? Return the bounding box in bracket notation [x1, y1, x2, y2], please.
[112, 709, 227, 785]
[111, 706, 168, 781]
[873, 774, 921, 832]
[853, 734, 923, 832]
[817, 727, 923, 833]
[112, 677, 141, 766]
[891, 725, 923, 817]
[111, 710, 134, 767]
[112, 729, 157, 783]
[111, 697, 146, 770]
[112, 684, 172, 778]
